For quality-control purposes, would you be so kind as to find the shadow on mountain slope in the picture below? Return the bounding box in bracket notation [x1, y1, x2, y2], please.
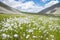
[0, 1, 60, 18]
[21, 3, 60, 18]
[0, 2, 21, 14]
[38, 3, 60, 14]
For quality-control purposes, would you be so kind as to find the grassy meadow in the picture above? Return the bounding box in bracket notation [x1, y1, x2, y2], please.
[0, 14, 60, 40]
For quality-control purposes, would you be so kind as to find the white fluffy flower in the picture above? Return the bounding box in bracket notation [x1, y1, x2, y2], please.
[2, 33, 10, 39]
[14, 34, 18, 38]
[50, 35, 54, 38]
[2, 33, 7, 39]
[26, 35, 30, 39]
[33, 36, 37, 38]
[46, 37, 49, 40]
[28, 29, 33, 33]
[4, 23, 11, 27]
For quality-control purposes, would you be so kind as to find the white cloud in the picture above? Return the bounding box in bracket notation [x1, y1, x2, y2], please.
[44, 0, 59, 8]
[1, 0, 15, 5]
[41, 0, 48, 2]
[41, 0, 58, 2]
[0, 0, 59, 13]
[12, 1, 35, 8]
[19, 1, 43, 13]
[18, 0, 26, 2]
[14, 0, 59, 13]
[42, 0, 48, 2]
[7, 0, 14, 2]
[11, 1, 43, 13]
[1, 0, 25, 5]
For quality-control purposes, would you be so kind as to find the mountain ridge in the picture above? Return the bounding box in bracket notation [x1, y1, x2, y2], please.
[38, 3, 60, 14]
[0, 2, 21, 14]
[0, 1, 60, 14]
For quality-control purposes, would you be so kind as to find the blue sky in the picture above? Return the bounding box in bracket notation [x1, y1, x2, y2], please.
[0, 0, 60, 13]
[15, 0, 50, 6]
[15, 0, 60, 6]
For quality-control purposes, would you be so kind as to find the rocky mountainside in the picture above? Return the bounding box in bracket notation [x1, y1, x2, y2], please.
[39, 3, 60, 14]
[0, 2, 21, 14]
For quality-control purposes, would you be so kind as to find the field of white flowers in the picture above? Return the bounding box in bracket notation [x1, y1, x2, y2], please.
[0, 14, 60, 40]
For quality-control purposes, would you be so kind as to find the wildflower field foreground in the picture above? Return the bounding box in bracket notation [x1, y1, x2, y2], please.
[0, 14, 60, 40]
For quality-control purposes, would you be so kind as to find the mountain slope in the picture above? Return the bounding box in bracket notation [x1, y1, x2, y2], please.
[39, 3, 60, 14]
[0, 2, 21, 14]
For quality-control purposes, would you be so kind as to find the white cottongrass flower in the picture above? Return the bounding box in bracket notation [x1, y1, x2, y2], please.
[2, 33, 10, 39]
[50, 35, 54, 38]
[20, 27, 23, 29]
[10, 23, 14, 26]
[4, 23, 11, 27]
[2, 33, 7, 39]
[40, 36, 43, 38]
[18, 18, 30, 24]
[28, 29, 34, 33]
[48, 24, 59, 31]
[39, 26, 45, 30]
[49, 17, 54, 20]
[33, 36, 37, 38]
[26, 35, 30, 39]
[46, 37, 49, 40]
[14, 34, 18, 38]
[51, 38, 54, 40]
[43, 30, 48, 33]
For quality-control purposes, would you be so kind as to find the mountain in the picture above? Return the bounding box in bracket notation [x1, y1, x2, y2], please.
[0, 2, 21, 14]
[39, 3, 60, 14]
[0, 1, 60, 14]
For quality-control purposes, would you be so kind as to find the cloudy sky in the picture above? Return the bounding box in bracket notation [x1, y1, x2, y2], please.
[0, 0, 60, 13]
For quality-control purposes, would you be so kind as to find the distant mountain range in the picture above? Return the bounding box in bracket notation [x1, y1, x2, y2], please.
[0, 2, 21, 14]
[0, 1, 60, 14]
[39, 3, 60, 14]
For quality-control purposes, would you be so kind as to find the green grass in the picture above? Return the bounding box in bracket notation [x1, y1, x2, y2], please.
[0, 14, 60, 40]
